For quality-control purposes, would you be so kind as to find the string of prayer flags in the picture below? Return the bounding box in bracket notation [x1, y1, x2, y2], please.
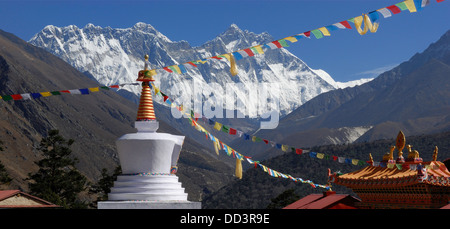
[1, 83, 140, 102]
[152, 85, 330, 189]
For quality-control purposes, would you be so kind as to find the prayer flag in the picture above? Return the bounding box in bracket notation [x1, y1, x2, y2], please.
[31, 93, 42, 99]
[250, 45, 264, 54]
[2, 95, 12, 101]
[50, 91, 61, 95]
[242, 48, 255, 56]
[237, 50, 249, 58]
[11, 94, 23, 100]
[283, 36, 298, 43]
[278, 39, 289, 47]
[352, 159, 359, 165]
[235, 158, 243, 179]
[229, 128, 237, 135]
[395, 2, 408, 11]
[40, 92, 52, 97]
[377, 8, 392, 18]
[232, 52, 243, 60]
[405, 0, 418, 12]
[317, 153, 324, 159]
[214, 122, 222, 131]
[281, 144, 289, 152]
[221, 125, 229, 133]
[89, 87, 99, 92]
[20, 93, 31, 100]
[178, 64, 187, 73]
[222, 53, 238, 76]
[386, 5, 402, 14]
[311, 29, 323, 39]
[163, 67, 173, 73]
[318, 27, 331, 36]
[325, 25, 339, 31]
[296, 148, 303, 155]
[79, 89, 89, 94]
[271, 40, 283, 48]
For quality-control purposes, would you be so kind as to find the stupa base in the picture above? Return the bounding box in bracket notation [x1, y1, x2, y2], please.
[97, 200, 201, 209]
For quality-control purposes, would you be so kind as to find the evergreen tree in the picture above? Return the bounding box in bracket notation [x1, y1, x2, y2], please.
[27, 129, 89, 209]
[89, 165, 121, 205]
[0, 141, 12, 186]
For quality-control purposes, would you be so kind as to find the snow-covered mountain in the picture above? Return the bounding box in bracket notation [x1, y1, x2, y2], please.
[29, 22, 371, 118]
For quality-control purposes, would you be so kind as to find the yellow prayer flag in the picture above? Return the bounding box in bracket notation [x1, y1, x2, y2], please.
[353, 15, 368, 35]
[364, 14, 379, 33]
[222, 53, 238, 76]
[89, 87, 99, 92]
[352, 159, 359, 165]
[154, 87, 160, 94]
[40, 92, 52, 97]
[404, 0, 417, 12]
[214, 141, 220, 155]
[317, 153, 325, 159]
[235, 158, 243, 179]
[251, 45, 264, 54]
[318, 27, 330, 36]
[214, 122, 222, 131]
[283, 36, 298, 43]
[281, 145, 289, 152]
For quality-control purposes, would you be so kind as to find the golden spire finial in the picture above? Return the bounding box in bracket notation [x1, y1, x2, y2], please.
[432, 146, 438, 161]
[136, 54, 156, 121]
[396, 131, 405, 158]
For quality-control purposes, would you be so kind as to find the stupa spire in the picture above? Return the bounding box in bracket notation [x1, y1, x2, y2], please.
[136, 54, 157, 121]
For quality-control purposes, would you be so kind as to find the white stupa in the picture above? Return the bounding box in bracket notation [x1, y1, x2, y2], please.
[97, 56, 201, 209]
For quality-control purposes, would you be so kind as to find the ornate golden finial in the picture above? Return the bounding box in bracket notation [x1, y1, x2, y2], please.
[369, 153, 374, 165]
[432, 146, 438, 161]
[136, 55, 156, 121]
[396, 131, 405, 158]
[137, 54, 156, 82]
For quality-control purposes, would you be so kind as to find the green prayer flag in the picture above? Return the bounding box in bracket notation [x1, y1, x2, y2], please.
[221, 125, 229, 133]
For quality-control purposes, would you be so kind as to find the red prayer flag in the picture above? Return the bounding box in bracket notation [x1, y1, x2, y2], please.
[339, 21, 352, 29]
[109, 85, 119, 88]
[211, 56, 222, 60]
[163, 67, 173, 73]
[296, 148, 303, 155]
[187, 62, 197, 67]
[304, 31, 311, 37]
[437, 0, 445, 2]
[271, 41, 283, 48]
[229, 128, 237, 135]
[386, 5, 401, 14]
[243, 48, 255, 57]
[11, 94, 23, 100]
[60, 90, 70, 93]
[263, 139, 269, 144]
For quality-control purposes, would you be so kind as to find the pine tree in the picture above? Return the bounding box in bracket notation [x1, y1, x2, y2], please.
[89, 166, 121, 204]
[27, 129, 89, 209]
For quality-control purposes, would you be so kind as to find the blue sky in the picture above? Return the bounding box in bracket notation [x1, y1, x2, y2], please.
[1, 0, 449, 82]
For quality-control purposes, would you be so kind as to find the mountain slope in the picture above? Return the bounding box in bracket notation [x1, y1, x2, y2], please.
[0, 29, 233, 201]
[252, 29, 450, 148]
[29, 22, 369, 119]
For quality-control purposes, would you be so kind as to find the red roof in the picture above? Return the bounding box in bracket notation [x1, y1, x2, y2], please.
[283, 191, 360, 209]
[0, 190, 60, 208]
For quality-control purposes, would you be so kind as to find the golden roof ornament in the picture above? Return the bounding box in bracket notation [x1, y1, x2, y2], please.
[432, 146, 438, 161]
[136, 54, 156, 121]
